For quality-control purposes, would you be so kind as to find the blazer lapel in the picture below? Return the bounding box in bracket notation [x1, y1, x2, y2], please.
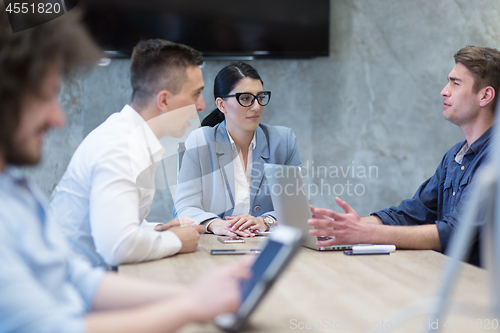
[250, 125, 270, 210]
[214, 122, 235, 215]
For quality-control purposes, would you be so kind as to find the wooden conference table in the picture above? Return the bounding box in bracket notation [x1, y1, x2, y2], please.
[119, 234, 494, 333]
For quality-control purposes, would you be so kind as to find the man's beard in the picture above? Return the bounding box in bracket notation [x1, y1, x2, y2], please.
[4, 142, 41, 166]
[3, 128, 48, 167]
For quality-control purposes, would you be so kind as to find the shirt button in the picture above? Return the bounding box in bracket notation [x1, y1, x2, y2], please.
[461, 166, 465, 171]
[254, 205, 261, 212]
[453, 191, 456, 196]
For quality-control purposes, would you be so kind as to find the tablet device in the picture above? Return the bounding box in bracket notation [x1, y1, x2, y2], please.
[214, 225, 303, 331]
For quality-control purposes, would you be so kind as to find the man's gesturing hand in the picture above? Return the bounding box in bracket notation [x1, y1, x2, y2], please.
[308, 197, 374, 247]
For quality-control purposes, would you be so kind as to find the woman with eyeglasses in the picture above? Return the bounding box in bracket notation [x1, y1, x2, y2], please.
[173, 62, 302, 237]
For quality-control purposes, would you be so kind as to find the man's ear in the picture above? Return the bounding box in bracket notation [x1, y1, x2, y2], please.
[479, 86, 495, 108]
[216, 97, 226, 113]
[156, 90, 171, 112]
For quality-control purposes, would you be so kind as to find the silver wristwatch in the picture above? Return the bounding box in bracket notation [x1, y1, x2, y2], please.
[262, 215, 276, 230]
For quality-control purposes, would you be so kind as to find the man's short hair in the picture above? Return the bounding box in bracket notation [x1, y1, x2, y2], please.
[454, 46, 500, 111]
[130, 39, 203, 107]
[0, 9, 100, 154]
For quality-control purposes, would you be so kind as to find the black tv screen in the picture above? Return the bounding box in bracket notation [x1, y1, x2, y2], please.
[82, 0, 330, 59]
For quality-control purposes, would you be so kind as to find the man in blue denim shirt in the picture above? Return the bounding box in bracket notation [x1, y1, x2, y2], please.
[308, 46, 500, 267]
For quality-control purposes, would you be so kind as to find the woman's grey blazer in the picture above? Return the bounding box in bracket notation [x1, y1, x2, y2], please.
[173, 121, 302, 223]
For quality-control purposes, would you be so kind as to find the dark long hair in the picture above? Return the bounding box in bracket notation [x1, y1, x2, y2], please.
[201, 62, 263, 127]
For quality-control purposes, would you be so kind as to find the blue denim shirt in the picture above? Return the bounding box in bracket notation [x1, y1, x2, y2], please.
[373, 126, 493, 266]
[0, 168, 105, 333]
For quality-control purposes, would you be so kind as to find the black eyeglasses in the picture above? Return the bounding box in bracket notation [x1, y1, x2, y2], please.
[220, 91, 271, 107]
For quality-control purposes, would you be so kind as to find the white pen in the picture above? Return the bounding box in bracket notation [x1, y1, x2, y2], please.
[352, 244, 396, 253]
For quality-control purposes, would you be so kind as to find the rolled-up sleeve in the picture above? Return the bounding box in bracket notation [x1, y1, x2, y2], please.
[372, 146, 485, 259]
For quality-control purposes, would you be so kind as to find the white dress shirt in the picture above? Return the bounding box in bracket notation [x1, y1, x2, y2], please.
[228, 130, 256, 216]
[49, 105, 182, 269]
[204, 131, 256, 231]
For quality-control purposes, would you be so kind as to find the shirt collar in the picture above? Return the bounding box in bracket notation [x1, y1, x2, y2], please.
[226, 128, 257, 151]
[454, 142, 472, 164]
[453, 126, 493, 164]
[2, 166, 24, 182]
[0, 166, 47, 209]
[122, 104, 164, 158]
[468, 125, 494, 155]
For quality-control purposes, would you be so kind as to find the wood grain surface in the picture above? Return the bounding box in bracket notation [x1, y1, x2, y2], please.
[119, 234, 495, 332]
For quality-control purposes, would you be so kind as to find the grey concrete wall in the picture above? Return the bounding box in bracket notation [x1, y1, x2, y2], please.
[24, 0, 500, 221]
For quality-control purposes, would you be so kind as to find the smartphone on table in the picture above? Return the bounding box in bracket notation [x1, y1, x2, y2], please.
[217, 236, 245, 244]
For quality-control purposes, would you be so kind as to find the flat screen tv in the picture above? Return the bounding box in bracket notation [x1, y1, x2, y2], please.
[81, 0, 330, 59]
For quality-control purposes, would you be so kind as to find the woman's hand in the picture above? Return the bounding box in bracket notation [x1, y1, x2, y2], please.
[207, 219, 253, 237]
[225, 214, 268, 236]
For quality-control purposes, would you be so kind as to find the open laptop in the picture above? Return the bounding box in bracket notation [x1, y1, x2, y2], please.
[264, 164, 355, 251]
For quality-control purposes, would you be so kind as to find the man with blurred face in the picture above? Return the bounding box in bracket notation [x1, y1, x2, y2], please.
[50, 39, 208, 269]
[3, 63, 65, 166]
[0, 9, 247, 333]
[309, 46, 500, 267]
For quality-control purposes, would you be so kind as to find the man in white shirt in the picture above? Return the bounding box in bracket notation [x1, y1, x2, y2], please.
[0, 10, 247, 332]
[50, 39, 207, 269]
